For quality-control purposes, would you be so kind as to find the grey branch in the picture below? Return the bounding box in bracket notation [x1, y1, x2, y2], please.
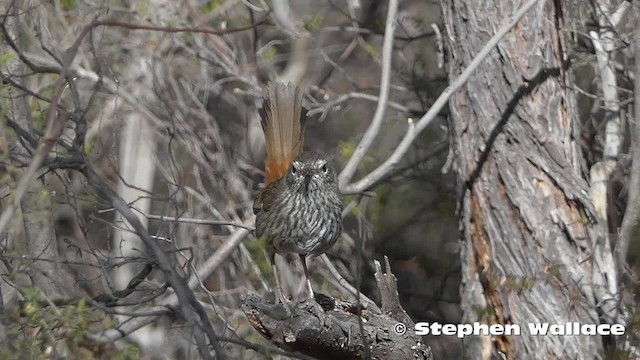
[617, 3, 640, 274]
[343, 0, 542, 194]
[241, 255, 431, 359]
[82, 166, 226, 360]
[338, 0, 398, 187]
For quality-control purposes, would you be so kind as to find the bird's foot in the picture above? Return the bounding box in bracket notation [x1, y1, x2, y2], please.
[263, 287, 293, 320]
[307, 297, 327, 330]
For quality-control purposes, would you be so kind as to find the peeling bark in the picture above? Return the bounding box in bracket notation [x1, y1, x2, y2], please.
[442, 0, 616, 358]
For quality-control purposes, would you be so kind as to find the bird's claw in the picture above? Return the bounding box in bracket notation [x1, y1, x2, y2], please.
[264, 287, 293, 319]
[308, 299, 327, 330]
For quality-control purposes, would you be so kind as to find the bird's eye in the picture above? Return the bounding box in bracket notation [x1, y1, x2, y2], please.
[291, 164, 297, 174]
[321, 164, 328, 173]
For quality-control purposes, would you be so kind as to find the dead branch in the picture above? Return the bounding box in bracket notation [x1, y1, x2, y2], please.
[81, 165, 225, 360]
[241, 256, 431, 359]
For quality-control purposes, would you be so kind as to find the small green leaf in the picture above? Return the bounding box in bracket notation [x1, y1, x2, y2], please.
[304, 14, 324, 33]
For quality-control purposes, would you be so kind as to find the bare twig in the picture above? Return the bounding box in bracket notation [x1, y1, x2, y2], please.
[432, 23, 444, 69]
[130, 209, 255, 231]
[0, 109, 69, 236]
[610, 1, 633, 31]
[617, 6, 640, 272]
[320, 253, 380, 312]
[587, 1, 624, 319]
[338, 0, 398, 186]
[307, 91, 411, 120]
[91, 225, 252, 343]
[186, 225, 252, 289]
[343, 0, 542, 194]
[590, 42, 621, 157]
[0, 11, 269, 239]
[87, 14, 270, 37]
[271, 0, 311, 84]
[83, 166, 226, 360]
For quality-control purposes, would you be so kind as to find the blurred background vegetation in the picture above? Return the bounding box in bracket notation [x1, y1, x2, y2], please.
[0, 0, 636, 358]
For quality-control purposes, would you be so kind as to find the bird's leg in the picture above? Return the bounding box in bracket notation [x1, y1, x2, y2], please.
[271, 253, 288, 304]
[299, 254, 327, 330]
[299, 254, 314, 301]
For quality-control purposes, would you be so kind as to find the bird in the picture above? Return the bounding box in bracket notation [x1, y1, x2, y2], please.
[253, 82, 343, 302]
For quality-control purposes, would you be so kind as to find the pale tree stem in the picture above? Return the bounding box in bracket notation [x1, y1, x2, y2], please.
[617, 2, 640, 274]
[338, 0, 398, 187]
[343, 0, 541, 194]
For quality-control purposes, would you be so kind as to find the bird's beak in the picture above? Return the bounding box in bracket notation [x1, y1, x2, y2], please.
[303, 174, 312, 194]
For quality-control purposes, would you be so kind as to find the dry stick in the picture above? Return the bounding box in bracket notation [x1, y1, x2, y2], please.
[338, 0, 398, 186]
[617, 8, 640, 273]
[186, 226, 252, 289]
[93, 226, 251, 343]
[307, 92, 411, 119]
[343, 0, 542, 194]
[83, 166, 225, 360]
[590, 9, 622, 160]
[133, 209, 256, 231]
[588, 1, 630, 316]
[0, 79, 70, 236]
[320, 253, 380, 312]
[88, 14, 270, 37]
[0, 12, 270, 237]
[1, 15, 267, 359]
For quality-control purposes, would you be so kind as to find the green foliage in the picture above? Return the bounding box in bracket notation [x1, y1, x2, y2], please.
[304, 14, 324, 33]
[0, 51, 17, 66]
[503, 276, 536, 294]
[244, 236, 272, 283]
[470, 304, 495, 319]
[338, 141, 356, 159]
[136, 0, 150, 15]
[371, 17, 386, 34]
[362, 41, 380, 60]
[0, 288, 140, 359]
[31, 108, 46, 131]
[260, 46, 278, 64]
[371, 184, 391, 228]
[60, 0, 77, 11]
[202, 0, 224, 15]
[0, 86, 10, 103]
[83, 138, 94, 155]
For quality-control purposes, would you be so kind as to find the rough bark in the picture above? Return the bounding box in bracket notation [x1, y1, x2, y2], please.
[242, 258, 431, 360]
[442, 0, 614, 358]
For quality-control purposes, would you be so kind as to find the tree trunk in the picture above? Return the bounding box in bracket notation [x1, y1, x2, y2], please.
[442, 0, 616, 358]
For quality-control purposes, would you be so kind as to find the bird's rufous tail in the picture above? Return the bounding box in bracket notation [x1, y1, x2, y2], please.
[259, 82, 306, 183]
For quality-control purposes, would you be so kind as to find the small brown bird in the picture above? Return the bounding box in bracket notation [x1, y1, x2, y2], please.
[253, 82, 343, 301]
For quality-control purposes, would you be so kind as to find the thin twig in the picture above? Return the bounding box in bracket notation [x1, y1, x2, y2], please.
[88, 14, 270, 37]
[131, 209, 255, 231]
[187, 225, 252, 289]
[91, 226, 252, 343]
[307, 91, 410, 120]
[0, 12, 269, 239]
[339, 0, 398, 186]
[588, 0, 624, 314]
[320, 252, 380, 313]
[83, 166, 226, 360]
[343, 0, 542, 194]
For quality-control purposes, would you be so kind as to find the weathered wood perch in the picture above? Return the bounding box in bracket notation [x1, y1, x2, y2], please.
[241, 257, 431, 359]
